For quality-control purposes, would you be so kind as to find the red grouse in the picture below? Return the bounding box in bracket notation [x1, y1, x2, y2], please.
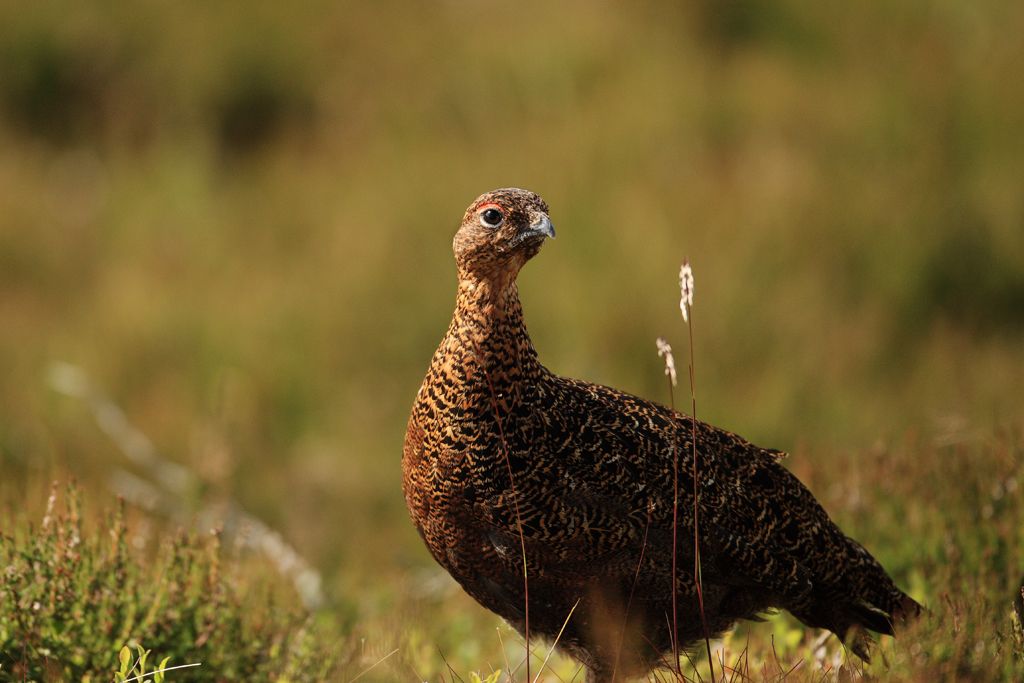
[402, 188, 919, 681]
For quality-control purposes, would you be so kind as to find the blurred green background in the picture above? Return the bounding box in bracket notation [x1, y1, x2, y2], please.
[1, 0, 1022, 678]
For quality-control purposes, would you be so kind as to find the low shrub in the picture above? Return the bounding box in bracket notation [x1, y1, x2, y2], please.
[0, 483, 342, 682]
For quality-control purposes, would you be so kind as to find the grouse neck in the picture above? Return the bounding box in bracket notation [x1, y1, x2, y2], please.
[449, 278, 542, 377]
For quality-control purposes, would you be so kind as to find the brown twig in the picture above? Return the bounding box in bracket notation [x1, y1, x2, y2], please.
[612, 506, 654, 681]
[482, 366, 531, 683]
[686, 312, 714, 682]
[679, 261, 715, 683]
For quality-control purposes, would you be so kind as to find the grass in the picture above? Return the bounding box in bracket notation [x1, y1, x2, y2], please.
[0, 0, 1023, 680]
[678, 263, 715, 683]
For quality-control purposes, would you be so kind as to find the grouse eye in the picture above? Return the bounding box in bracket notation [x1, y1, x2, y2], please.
[480, 208, 504, 228]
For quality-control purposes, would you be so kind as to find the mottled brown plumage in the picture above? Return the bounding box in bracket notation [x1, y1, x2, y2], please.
[403, 188, 920, 681]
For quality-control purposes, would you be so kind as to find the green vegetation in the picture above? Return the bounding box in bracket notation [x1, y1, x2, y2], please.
[0, 484, 341, 681]
[113, 644, 175, 683]
[0, 1, 1022, 680]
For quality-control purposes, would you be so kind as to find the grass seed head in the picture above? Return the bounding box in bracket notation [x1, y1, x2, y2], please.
[656, 337, 678, 387]
[679, 260, 694, 323]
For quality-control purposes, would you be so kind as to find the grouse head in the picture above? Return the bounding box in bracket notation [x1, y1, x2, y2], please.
[453, 188, 555, 284]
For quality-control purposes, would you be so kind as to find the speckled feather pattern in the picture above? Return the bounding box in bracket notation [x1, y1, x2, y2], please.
[403, 189, 919, 681]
